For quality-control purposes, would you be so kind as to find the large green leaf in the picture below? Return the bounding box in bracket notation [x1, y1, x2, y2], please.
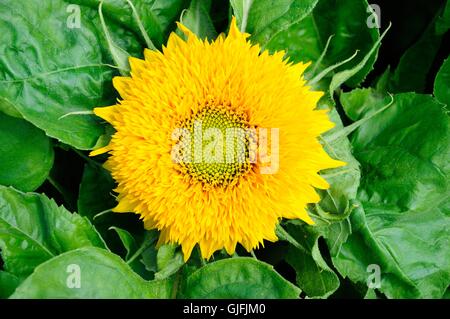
[0, 0, 143, 150]
[0, 186, 106, 279]
[347, 92, 449, 205]
[230, 0, 318, 46]
[10, 247, 172, 298]
[266, 0, 380, 87]
[0, 112, 54, 192]
[434, 56, 450, 106]
[335, 202, 450, 298]
[337, 91, 450, 298]
[180, 257, 300, 298]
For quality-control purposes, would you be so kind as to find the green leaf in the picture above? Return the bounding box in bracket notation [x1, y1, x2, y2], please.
[266, 0, 380, 87]
[373, 66, 392, 93]
[179, 0, 217, 40]
[98, 1, 132, 74]
[436, 0, 450, 34]
[230, 0, 318, 46]
[126, 230, 159, 280]
[277, 99, 360, 298]
[0, 186, 106, 279]
[321, 217, 352, 258]
[141, 245, 158, 273]
[0, 271, 20, 298]
[77, 162, 156, 275]
[154, 244, 184, 280]
[336, 91, 450, 298]
[390, 3, 450, 93]
[340, 88, 394, 121]
[319, 104, 361, 213]
[180, 257, 300, 298]
[157, 244, 178, 270]
[329, 24, 390, 95]
[304, 98, 361, 263]
[10, 247, 172, 298]
[74, 0, 189, 48]
[0, 97, 22, 119]
[0, 112, 54, 192]
[0, 0, 143, 149]
[77, 163, 116, 220]
[109, 226, 137, 260]
[434, 56, 450, 106]
[335, 203, 450, 298]
[284, 223, 340, 298]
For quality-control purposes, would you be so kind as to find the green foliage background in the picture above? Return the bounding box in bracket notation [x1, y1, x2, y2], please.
[0, 0, 449, 299]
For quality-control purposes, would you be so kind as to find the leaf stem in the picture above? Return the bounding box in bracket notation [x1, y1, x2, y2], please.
[93, 208, 113, 221]
[310, 34, 334, 76]
[72, 149, 103, 168]
[170, 269, 182, 299]
[240, 0, 253, 32]
[328, 22, 392, 96]
[324, 93, 394, 143]
[58, 110, 94, 120]
[125, 0, 157, 50]
[99, 1, 130, 75]
[309, 50, 359, 86]
[127, 236, 156, 264]
[47, 176, 73, 208]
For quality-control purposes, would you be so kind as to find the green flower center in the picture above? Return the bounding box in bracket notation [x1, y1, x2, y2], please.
[175, 107, 254, 187]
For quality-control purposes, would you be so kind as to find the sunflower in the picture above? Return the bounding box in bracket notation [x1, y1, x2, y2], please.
[91, 18, 344, 261]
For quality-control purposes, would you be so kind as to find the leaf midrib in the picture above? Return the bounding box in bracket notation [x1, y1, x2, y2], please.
[0, 64, 117, 84]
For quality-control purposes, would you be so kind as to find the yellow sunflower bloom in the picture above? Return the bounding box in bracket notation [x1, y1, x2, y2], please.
[91, 18, 345, 261]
